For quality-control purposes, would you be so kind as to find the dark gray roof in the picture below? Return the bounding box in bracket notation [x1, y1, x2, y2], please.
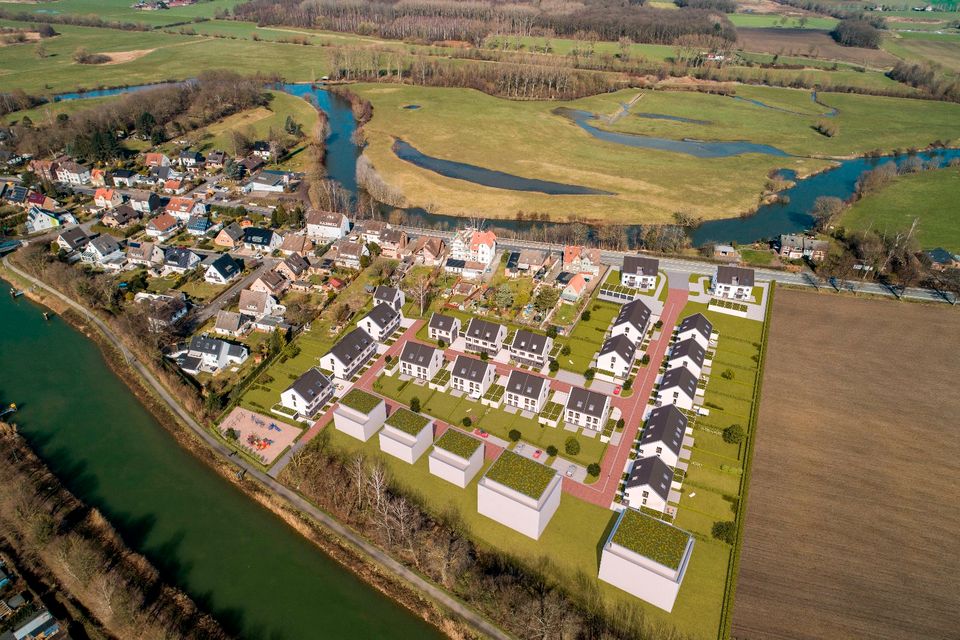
[165, 247, 198, 269]
[660, 366, 699, 399]
[283, 254, 309, 276]
[445, 258, 466, 269]
[926, 248, 956, 264]
[400, 341, 439, 367]
[566, 387, 609, 418]
[220, 222, 244, 241]
[670, 338, 705, 368]
[626, 456, 673, 500]
[510, 329, 550, 356]
[678, 313, 712, 340]
[452, 354, 492, 382]
[189, 334, 224, 355]
[328, 327, 374, 366]
[599, 333, 636, 363]
[187, 215, 211, 231]
[429, 313, 457, 332]
[58, 226, 90, 250]
[242, 227, 274, 246]
[641, 405, 687, 456]
[613, 298, 652, 332]
[209, 253, 241, 279]
[106, 203, 140, 225]
[111, 169, 135, 179]
[88, 234, 121, 256]
[716, 265, 755, 287]
[622, 255, 659, 277]
[286, 367, 332, 402]
[365, 302, 399, 329]
[466, 317, 504, 342]
[506, 370, 547, 400]
[374, 285, 400, 304]
[180, 354, 203, 372]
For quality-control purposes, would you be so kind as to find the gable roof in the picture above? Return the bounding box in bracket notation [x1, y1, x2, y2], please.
[286, 367, 332, 403]
[280, 234, 313, 254]
[57, 226, 90, 250]
[641, 405, 687, 456]
[164, 247, 198, 268]
[187, 215, 211, 232]
[599, 333, 637, 363]
[238, 289, 272, 315]
[374, 285, 400, 305]
[452, 354, 492, 382]
[104, 203, 139, 226]
[506, 370, 547, 400]
[327, 327, 374, 366]
[470, 229, 496, 249]
[563, 245, 600, 266]
[243, 227, 274, 246]
[510, 329, 550, 356]
[716, 265, 755, 287]
[678, 313, 713, 341]
[400, 341, 440, 367]
[465, 317, 504, 342]
[429, 313, 458, 333]
[670, 337, 706, 368]
[281, 253, 310, 276]
[87, 234, 121, 256]
[613, 298, 652, 333]
[364, 302, 399, 329]
[565, 273, 587, 294]
[306, 209, 347, 227]
[218, 221, 244, 241]
[148, 213, 179, 232]
[625, 456, 673, 500]
[622, 255, 659, 277]
[214, 310, 250, 333]
[255, 270, 287, 291]
[926, 247, 957, 265]
[565, 386, 609, 418]
[660, 366, 699, 399]
[208, 253, 241, 280]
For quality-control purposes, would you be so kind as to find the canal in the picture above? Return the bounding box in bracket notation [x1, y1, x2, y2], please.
[0, 292, 444, 640]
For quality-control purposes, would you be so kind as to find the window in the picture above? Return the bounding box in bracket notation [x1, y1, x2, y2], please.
[656, 447, 662, 455]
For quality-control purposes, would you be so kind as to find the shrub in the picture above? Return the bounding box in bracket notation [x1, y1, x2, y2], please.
[560, 344, 571, 356]
[721, 369, 734, 380]
[584, 368, 595, 381]
[437, 338, 446, 348]
[623, 379, 633, 391]
[565, 437, 580, 456]
[546, 325, 558, 338]
[480, 351, 489, 361]
[581, 310, 592, 322]
[546, 445, 558, 457]
[225, 428, 239, 441]
[410, 397, 421, 413]
[548, 359, 559, 372]
[655, 320, 663, 329]
[641, 354, 650, 365]
[384, 354, 393, 364]
[587, 463, 601, 477]
[723, 424, 744, 444]
[508, 429, 521, 442]
[462, 416, 472, 427]
[712, 520, 737, 545]
[616, 418, 625, 430]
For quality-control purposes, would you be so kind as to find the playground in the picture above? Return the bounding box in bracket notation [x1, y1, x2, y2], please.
[220, 407, 300, 466]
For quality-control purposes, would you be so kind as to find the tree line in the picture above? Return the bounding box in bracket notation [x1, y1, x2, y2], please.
[888, 61, 960, 103]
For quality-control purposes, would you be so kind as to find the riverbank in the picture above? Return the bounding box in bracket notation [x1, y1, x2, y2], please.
[0, 257, 495, 640]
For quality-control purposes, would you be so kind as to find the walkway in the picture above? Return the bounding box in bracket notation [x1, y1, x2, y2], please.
[1, 258, 510, 640]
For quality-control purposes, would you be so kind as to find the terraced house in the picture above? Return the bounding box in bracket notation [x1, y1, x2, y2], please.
[320, 327, 377, 380]
[358, 302, 401, 341]
[399, 342, 444, 381]
[565, 387, 611, 430]
[621, 255, 659, 290]
[676, 313, 713, 350]
[623, 456, 673, 513]
[657, 366, 699, 410]
[668, 337, 707, 379]
[610, 299, 652, 345]
[428, 313, 461, 344]
[636, 404, 687, 468]
[597, 333, 637, 381]
[280, 368, 335, 419]
[464, 318, 507, 355]
[451, 355, 496, 398]
[504, 370, 550, 413]
[508, 329, 553, 368]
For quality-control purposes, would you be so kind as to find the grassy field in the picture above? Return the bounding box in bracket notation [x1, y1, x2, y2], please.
[883, 32, 960, 72]
[733, 290, 960, 640]
[728, 14, 838, 29]
[838, 166, 960, 252]
[0, 0, 243, 27]
[735, 27, 901, 67]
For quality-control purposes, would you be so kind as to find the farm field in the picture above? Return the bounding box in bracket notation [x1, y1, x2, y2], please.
[727, 14, 838, 29]
[0, 0, 243, 27]
[733, 290, 960, 640]
[883, 32, 960, 72]
[838, 166, 960, 253]
[736, 27, 901, 67]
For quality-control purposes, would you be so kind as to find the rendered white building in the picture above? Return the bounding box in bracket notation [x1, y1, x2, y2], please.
[508, 329, 553, 368]
[333, 389, 387, 441]
[676, 313, 714, 350]
[428, 313, 461, 344]
[668, 337, 707, 379]
[399, 341, 444, 381]
[477, 451, 562, 540]
[320, 327, 377, 380]
[636, 404, 687, 469]
[280, 367, 335, 419]
[374, 285, 405, 312]
[504, 370, 550, 414]
[450, 228, 496, 267]
[464, 318, 507, 356]
[597, 334, 637, 381]
[656, 366, 699, 410]
[378, 408, 434, 464]
[357, 302, 401, 342]
[610, 299, 653, 345]
[621, 256, 659, 290]
[713, 265, 755, 300]
[451, 355, 496, 399]
[428, 428, 484, 488]
[623, 456, 673, 512]
[564, 386, 611, 430]
[305, 209, 350, 240]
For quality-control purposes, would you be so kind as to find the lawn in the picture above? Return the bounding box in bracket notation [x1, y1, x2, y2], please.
[726, 14, 838, 30]
[178, 279, 226, 302]
[559, 299, 620, 373]
[839, 166, 960, 253]
[738, 249, 776, 266]
[0, 0, 243, 27]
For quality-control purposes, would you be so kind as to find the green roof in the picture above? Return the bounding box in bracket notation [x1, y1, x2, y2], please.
[434, 429, 482, 459]
[486, 451, 556, 499]
[339, 389, 382, 414]
[385, 408, 431, 436]
[611, 509, 691, 570]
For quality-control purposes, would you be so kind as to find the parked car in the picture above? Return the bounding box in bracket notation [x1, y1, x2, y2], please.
[565, 465, 576, 478]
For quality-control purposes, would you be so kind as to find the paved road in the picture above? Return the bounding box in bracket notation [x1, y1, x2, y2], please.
[193, 257, 276, 325]
[2, 257, 510, 640]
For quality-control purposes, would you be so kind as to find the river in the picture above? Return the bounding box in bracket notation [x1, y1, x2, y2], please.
[0, 292, 444, 640]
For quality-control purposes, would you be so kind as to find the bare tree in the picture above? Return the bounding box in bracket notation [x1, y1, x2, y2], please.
[406, 272, 433, 317]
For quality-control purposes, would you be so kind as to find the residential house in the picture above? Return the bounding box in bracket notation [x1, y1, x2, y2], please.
[656, 366, 699, 410]
[93, 187, 123, 209]
[451, 354, 496, 398]
[610, 299, 652, 344]
[637, 405, 687, 469]
[379, 408, 434, 464]
[410, 236, 446, 266]
[243, 170, 291, 193]
[178, 150, 203, 168]
[149, 165, 176, 185]
[597, 334, 637, 380]
[279, 233, 314, 256]
[450, 228, 496, 267]
[357, 302, 401, 341]
[101, 204, 141, 228]
[562, 273, 588, 302]
[177, 335, 248, 375]
[359, 220, 387, 245]
[126, 241, 164, 268]
[668, 338, 706, 379]
[332, 239, 368, 269]
[334, 389, 387, 442]
[926, 247, 959, 271]
[374, 285, 405, 312]
[81, 235, 124, 269]
[564, 386, 611, 431]
[676, 313, 713, 350]
[165, 197, 206, 222]
[242, 227, 282, 253]
[477, 451, 562, 540]
[504, 369, 550, 413]
[280, 368, 335, 419]
[274, 254, 310, 282]
[205, 150, 227, 170]
[214, 222, 245, 249]
[428, 313, 460, 344]
[26, 190, 59, 211]
[251, 140, 273, 160]
[136, 292, 188, 330]
[2, 184, 28, 207]
[56, 227, 91, 254]
[26, 207, 74, 233]
[163, 247, 201, 275]
[399, 341, 444, 381]
[713, 244, 739, 262]
[623, 456, 673, 513]
[320, 327, 377, 379]
[250, 270, 290, 297]
[111, 168, 136, 187]
[205, 253, 242, 285]
[146, 213, 181, 240]
[28, 157, 62, 182]
[238, 289, 285, 318]
[508, 329, 553, 368]
[163, 178, 186, 194]
[621, 256, 659, 290]
[464, 318, 507, 356]
[517, 249, 551, 275]
[238, 156, 264, 176]
[305, 209, 350, 240]
[91, 168, 107, 187]
[56, 160, 91, 184]
[777, 234, 829, 262]
[713, 266, 755, 300]
[380, 228, 408, 259]
[563, 245, 602, 277]
[128, 190, 161, 215]
[213, 310, 253, 338]
[143, 152, 171, 168]
[186, 215, 212, 236]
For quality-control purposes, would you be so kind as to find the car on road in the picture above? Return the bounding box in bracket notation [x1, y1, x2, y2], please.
[614, 385, 622, 395]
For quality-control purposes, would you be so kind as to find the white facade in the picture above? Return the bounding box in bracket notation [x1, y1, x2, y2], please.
[714, 281, 752, 299]
[357, 308, 401, 342]
[428, 315, 460, 344]
[669, 352, 702, 379]
[379, 420, 434, 464]
[597, 348, 633, 380]
[429, 441, 484, 488]
[464, 319, 507, 355]
[305, 211, 350, 240]
[477, 469, 562, 540]
[400, 347, 444, 381]
[622, 271, 657, 290]
[637, 441, 680, 470]
[610, 319, 646, 344]
[676, 327, 710, 350]
[451, 361, 496, 398]
[333, 399, 387, 442]
[504, 385, 549, 414]
[623, 481, 669, 513]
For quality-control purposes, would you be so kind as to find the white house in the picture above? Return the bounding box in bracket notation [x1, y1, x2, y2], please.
[450, 228, 496, 267]
[563, 245, 601, 277]
[320, 327, 376, 380]
[379, 408, 434, 464]
[477, 451, 562, 540]
[55, 160, 90, 185]
[621, 255, 659, 290]
[428, 313, 460, 344]
[242, 227, 283, 253]
[565, 386, 611, 431]
[126, 241, 164, 268]
[656, 366, 699, 410]
[464, 318, 507, 356]
[177, 335, 248, 375]
[213, 310, 253, 338]
[610, 299, 652, 344]
[145, 213, 181, 240]
[26, 207, 70, 233]
[127, 190, 161, 215]
[399, 341, 444, 381]
[334, 389, 387, 441]
[165, 197, 206, 222]
[713, 266, 755, 300]
[280, 367, 335, 419]
[676, 313, 714, 350]
[93, 187, 123, 210]
[597, 334, 637, 381]
[332, 240, 368, 269]
[80, 235, 124, 268]
[504, 370, 550, 414]
[451, 355, 496, 399]
[163, 247, 201, 275]
[623, 455, 674, 513]
[637, 404, 687, 469]
[508, 329, 553, 368]
[56, 227, 91, 254]
[598, 508, 694, 612]
[668, 338, 706, 379]
[374, 285, 405, 313]
[238, 289, 285, 318]
[429, 428, 484, 487]
[305, 209, 350, 240]
[357, 302, 401, 341]
[204, 254, 243, 285]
